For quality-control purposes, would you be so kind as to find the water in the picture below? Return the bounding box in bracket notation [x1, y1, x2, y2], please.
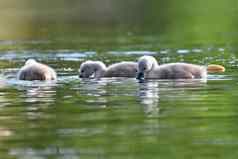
[1, 1, 238, 158]
[0, 48, 236, 159]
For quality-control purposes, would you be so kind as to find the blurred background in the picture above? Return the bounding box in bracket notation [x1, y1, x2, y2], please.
[0, 0, 238, 51]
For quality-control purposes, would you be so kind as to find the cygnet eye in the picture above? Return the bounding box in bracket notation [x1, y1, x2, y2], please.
[81, 70, 84, 73]
[143, 67, 146, 70]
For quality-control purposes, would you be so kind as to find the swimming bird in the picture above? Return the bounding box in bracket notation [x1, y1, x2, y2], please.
[79, 61, 138, 78]
[137, 55, 225, 80]
[17, 59, 57, 81]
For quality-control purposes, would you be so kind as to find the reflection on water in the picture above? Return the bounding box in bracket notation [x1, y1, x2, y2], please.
[10, 147, 80, 159]
[138, 81, 160, 117]
[17, 81, 57, 104]
[137, 79, 211, 117]
[79, 79, 108, 108]
[0, 49, 234, 159]
[0, 51, 96, 62]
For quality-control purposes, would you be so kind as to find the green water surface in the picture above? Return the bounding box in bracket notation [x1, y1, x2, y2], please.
[0, 1, 238, 159]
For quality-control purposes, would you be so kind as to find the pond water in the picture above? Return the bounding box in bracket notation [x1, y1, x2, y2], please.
[0, 45, 237, 159]
[1, 1, 238, 159]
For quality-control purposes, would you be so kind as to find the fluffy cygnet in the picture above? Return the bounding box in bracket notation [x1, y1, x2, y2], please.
[17, 59, 57, 81]
[79, 61, 137, 78]
[137, 55, 225, 80]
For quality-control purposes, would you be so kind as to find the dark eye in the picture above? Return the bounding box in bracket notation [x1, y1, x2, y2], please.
[143, 67, 146, 70]
[81, 70, 84, 73]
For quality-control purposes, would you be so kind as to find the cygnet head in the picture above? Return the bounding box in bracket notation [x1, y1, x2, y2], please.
[25, 59, 37, 65]
[137, 56, 158, 80]
[79, 61, 107, 78]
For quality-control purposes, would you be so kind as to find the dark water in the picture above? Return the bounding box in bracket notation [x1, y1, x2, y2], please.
[0, 1, 238, 159]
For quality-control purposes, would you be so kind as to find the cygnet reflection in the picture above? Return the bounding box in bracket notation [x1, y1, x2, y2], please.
[24, 85, 56, 105]
[138, 81, 160, 117]
[9, 146, 80, 159]
[15, 81, 57, 120]
[79, 78, 109, 108]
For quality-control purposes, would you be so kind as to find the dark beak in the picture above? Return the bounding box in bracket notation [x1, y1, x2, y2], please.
[136, 72, 144, 80]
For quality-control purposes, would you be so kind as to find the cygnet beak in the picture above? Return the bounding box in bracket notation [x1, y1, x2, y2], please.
[89, 73, 95, 79]
[136, 72, 144, 80]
